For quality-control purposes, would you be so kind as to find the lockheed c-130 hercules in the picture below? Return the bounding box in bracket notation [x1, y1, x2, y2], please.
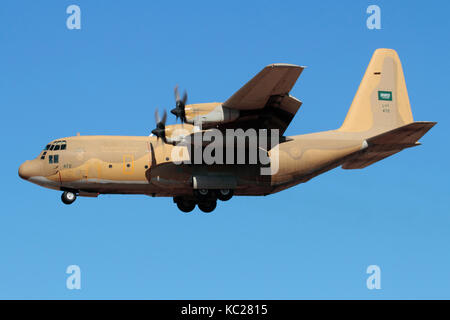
[18, 49, 435, 213]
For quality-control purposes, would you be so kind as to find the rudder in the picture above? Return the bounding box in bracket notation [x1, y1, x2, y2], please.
[339, 49, 414, 134]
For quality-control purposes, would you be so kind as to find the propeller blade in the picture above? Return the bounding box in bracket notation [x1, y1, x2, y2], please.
[152, 108, 167, 143]
[155, 109, 161, 124]
[161, 109, 167, 125]
[174, 85, 180, 102]
[171, 85, 188, 123]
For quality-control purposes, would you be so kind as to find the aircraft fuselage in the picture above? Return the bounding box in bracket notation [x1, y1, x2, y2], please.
[18, 132, 366, 198]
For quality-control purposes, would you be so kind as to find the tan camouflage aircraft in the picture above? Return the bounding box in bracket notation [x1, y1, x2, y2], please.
[18, 49, 435, 213]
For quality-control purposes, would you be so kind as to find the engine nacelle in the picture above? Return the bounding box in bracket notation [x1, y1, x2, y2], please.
[184, 102, 239, 126]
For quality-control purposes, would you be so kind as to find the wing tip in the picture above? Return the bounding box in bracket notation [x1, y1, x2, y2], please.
[267, 63, 305, 69]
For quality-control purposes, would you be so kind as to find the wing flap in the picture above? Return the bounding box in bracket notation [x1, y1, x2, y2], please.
[263, 94, 303, 134]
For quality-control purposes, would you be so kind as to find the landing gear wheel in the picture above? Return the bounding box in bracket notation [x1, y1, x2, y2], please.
[217, 189, 233, 201]
[194, 189, 211, 201]
[61, 191, 77, 205]
[176, 200, 196, 213]
[198, 200, 217, 213]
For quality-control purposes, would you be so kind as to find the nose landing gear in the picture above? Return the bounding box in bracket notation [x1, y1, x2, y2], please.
[61, 191, 77, 205]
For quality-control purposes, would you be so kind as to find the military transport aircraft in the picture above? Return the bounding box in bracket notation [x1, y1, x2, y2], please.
[18, 49, 435, 213]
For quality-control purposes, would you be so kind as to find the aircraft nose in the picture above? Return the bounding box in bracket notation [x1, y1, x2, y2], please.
[18, 160, 42, 180]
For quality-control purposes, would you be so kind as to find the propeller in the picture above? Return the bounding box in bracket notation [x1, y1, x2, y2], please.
[170, 85, 188, 123]
[151, 109, 167, 143]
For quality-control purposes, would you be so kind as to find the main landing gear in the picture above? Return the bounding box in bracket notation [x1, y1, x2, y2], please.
[197, 201, 217, 213]
[174, 189, 234, 213]
[176, 199, 196, 213]
[61, 191, 77, 205]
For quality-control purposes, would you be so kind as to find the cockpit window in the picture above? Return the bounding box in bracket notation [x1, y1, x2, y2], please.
[46, 141, 67, 151]
[45, 140, 67, 153]
[49, 154, 59, 164]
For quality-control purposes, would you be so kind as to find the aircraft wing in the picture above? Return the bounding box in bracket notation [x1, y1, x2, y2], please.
[223, 63, 304, 110]
[219, 64, 304, 135]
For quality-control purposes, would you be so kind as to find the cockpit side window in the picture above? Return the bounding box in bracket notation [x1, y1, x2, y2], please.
[45, 144, 50, 150]
[48, 155, 58, 164]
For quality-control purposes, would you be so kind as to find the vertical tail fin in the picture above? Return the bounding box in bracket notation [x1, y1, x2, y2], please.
[339, 49, 414, 134]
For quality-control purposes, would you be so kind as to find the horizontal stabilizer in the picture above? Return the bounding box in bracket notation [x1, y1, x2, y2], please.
[342, 121, 436, 169]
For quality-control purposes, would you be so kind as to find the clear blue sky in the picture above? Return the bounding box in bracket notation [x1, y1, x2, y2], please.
[1, 0, 449, 299]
